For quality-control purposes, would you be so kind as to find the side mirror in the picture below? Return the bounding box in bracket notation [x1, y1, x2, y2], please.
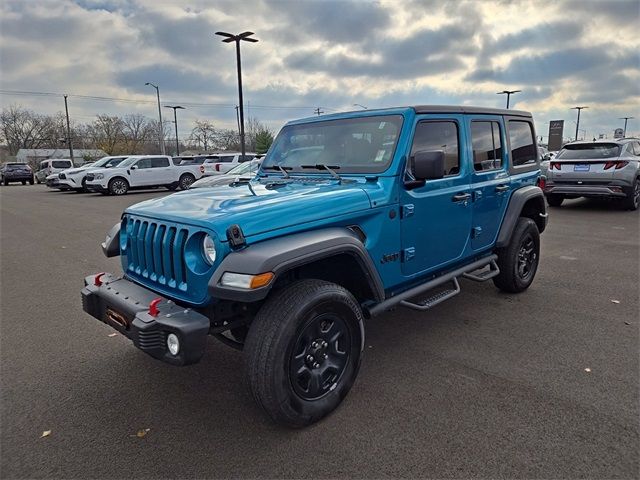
[413, 150, 445, 180]
[130, 165, 137, 170]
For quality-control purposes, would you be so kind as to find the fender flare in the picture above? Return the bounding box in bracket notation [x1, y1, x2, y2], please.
[496, 185, 547, 248]
[209, 227, 385, 303]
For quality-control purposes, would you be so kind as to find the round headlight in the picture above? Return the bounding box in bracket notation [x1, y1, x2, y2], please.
[202, 234, 216, 265]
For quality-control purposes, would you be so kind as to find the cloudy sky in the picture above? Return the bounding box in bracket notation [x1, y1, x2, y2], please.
[1, 0, 639, 142]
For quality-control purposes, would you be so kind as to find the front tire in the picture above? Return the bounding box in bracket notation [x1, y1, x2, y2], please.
[179, 173, 195, 190]
[546, 193, 564, 207]
[245, 279, 364, 428]
[108, 177, 129, 195]
[493, 217, 540, 293]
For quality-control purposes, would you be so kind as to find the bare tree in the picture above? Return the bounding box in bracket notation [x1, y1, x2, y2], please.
[122, 114, 155, 154]
[0, 105, 57, 154]
[86, 115, 125, 154]
[188, 120, 218, 151]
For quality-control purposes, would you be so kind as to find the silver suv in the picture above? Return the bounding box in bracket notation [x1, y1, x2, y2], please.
[542, 138, 640, 210]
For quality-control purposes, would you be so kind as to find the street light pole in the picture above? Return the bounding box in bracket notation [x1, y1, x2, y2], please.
[216, 31, 258, 158]
[619, 117, 634, 137]
[164, 105, 185, 156]
[571, 106, 588, 141]
[497, 90, 521, 109]
[145, 82, 166, 154]
[63, 94, 74, 164]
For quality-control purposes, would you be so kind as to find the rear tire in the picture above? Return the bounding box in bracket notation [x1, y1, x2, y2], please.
[493, 217, 540, 293]
[4, 180, 9, 186]
[245, 279, 364, 428]
[546, 194, 564, 207]
[36, 177, 42, 184]
[622, 178, 639, 211]
[179, 173, 195, 190]
[29, 178, 34, 185]
[21, 180, 26, 185]
[108, 177, 129, 196]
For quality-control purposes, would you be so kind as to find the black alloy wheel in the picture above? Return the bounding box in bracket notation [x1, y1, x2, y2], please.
[289, 314, 351, 400]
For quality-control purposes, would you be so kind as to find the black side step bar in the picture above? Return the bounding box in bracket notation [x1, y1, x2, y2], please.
[366, 255, 498, 317]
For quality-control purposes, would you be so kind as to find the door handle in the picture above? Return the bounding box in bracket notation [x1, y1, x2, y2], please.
[452, 192, 471, 202]
[495, 185, 510, 192]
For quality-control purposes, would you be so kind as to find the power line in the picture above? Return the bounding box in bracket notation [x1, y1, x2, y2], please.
[0, 89, 338, 111]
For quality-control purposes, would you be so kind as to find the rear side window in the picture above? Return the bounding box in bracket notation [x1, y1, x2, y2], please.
[239, 155, 255, 162]
[218, 156, 236, 163]
[556, 143, 621, 160]
[508, 121, 536, 166]
[151, 157, 169, 168]
[471, 121, 503, 172]
[410, 121, 460, 177]
[52, 161, 71, 168]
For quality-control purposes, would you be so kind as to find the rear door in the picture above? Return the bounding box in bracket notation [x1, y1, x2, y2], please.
[468, 116, 510, 251]
[400, 115, 472, 275]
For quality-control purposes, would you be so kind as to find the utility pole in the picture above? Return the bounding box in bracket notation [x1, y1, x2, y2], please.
[216, 31, 258, 159]
[145, 82, 166, 154]
[314, 107, 324, 116]
[620, 117, 634, 137]
[571, 106, 588, 141]
[63, 95, 74, 164]
[164, 105, 185, 156]
[496, 90, 521, 109]
[235, 105, 241, 139]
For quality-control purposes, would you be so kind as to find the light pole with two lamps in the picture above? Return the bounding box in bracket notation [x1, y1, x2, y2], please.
[215, 31, 258, 159]
[145, 82, 166, 154]
[165, 105, 185, 156]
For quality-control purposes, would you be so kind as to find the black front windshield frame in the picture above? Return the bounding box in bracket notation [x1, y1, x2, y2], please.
[261, 114, 404, 174]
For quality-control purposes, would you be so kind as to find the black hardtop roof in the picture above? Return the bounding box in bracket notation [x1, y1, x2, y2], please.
[412, 105, 532, 118]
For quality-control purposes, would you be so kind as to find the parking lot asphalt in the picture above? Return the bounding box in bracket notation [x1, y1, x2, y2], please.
[1, 184, 638, 479]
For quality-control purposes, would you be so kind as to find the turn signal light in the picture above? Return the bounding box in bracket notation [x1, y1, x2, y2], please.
[537, 176, 546, 190]
[199, 165, 205, 174]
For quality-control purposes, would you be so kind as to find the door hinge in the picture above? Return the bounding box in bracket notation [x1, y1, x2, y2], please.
[472, 226, 483, 238]
[401, 204, 414, 218]
[402, 247, 415, 262]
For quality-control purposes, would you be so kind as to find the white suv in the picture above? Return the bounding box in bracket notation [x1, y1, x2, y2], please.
[58, 156, 128, 192]
[200, 152, 256, 176]
[84, 155, 204, 195]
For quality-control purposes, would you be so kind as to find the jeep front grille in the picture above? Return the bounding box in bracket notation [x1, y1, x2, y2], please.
[126, 218, 189, 290]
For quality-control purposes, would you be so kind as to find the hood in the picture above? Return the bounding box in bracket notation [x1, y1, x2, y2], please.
[190, 174, 242, 189]
[126, 179, 372, 239]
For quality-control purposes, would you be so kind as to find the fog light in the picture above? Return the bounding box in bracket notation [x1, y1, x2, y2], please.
[167, 333, 180, 356]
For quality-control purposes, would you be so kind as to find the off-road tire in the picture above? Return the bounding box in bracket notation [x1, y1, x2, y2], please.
[546, 194, 564, 207]
[244, 279, 364, 428]
[493, 217, 540, 293]
[108, 177, 129, 196]
[622, 178, 639, 211]
[179, 173, 195, 190]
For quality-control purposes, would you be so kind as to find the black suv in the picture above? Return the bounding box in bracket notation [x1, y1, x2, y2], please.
[0, 163, 35, 185]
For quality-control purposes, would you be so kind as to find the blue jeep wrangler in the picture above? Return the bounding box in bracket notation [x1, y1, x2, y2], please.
[82, 105, 547, 427]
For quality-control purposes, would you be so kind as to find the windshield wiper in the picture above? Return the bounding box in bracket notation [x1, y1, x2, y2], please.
[262, 165, 292, 178]
[300, 164, 341, 182]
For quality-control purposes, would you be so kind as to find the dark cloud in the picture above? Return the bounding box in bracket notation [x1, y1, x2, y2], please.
[274, 0, 391, 44]
[490, 21, 584, 53]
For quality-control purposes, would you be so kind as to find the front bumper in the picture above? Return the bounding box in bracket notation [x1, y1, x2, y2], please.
[81, 273, 210, 366]
[85, 181, 108, 193]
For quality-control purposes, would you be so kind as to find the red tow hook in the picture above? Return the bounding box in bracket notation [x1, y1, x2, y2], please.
[94, 272, 106, 286]
[148, 298, 162, 317]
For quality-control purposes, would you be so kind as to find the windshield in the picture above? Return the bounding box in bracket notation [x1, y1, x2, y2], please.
[91, 157, 116, 168]
[556, 143, 621, 160]
[261, 115, 403, 174]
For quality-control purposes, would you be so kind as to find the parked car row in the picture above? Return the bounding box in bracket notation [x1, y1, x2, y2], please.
[35, 152, 261, 196]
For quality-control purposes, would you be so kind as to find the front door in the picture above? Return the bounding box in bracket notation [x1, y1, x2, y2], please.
[129, 157, 154, 185]
[400, 115, 472, 276]
[467, 117, 510, 251]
